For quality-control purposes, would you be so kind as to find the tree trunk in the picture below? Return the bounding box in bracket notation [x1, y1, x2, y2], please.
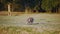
[58, 8, 60, 13]
[46, 10, 51, 13]
[25, 8, 28, 14]
[8, 4, 11, 16]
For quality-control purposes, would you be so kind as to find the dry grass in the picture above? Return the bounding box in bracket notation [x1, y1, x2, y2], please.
[0, 26, 60, 34]
[0, 26, 40, 34]
[0, 11, 60, 34]
[0, 11, 52, 16]
[0, 11, 25, 16]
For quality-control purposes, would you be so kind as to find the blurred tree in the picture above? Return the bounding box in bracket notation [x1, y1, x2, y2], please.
[0, 2, 5, 11]
[41, 0, 60, 13]
[1, 0, 13, 16]
[34, 0, 43, 13]
[14, 0, 25, 12]
[0, 0, 60, 13]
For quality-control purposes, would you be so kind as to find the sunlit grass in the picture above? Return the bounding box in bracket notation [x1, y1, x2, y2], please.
[0, 26, 40, 34]
[0, 13, 60, 34]
[0, 26, 60, 34]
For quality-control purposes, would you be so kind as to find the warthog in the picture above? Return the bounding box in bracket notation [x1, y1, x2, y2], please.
[27, 17, 34, 24]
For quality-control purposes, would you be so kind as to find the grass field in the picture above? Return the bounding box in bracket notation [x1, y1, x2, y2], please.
[0, 13, 60, 34]
[0, 26, 60, 34]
